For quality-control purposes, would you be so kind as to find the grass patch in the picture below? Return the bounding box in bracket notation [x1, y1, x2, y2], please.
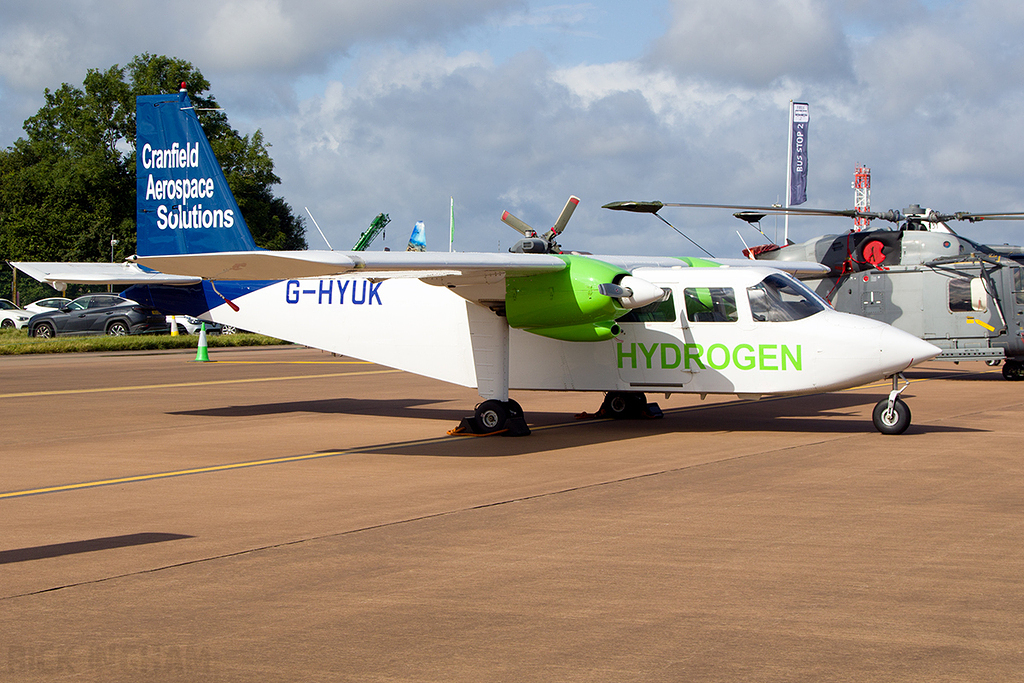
[0, 328, 287, 355]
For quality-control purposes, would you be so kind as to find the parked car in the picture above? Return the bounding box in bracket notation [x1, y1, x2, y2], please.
[23, 297, 72, 314]
[166, 315, 222, 335]
[0, 299, 34, 329]
[28, 295, 168, 338]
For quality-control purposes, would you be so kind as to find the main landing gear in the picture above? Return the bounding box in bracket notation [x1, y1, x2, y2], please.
[454, 399, 531, 436]
[597, 391, 664, 420]
[872, 374, 912, 435]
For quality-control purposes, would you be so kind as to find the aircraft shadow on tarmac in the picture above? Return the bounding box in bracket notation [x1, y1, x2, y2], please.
[169, 397, 469, 421]
[176, 392, 977, 459]
[0, 533, 193, 565]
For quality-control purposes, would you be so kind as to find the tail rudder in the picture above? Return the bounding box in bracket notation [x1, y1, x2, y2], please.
[407, 221, 426, 252]
[136, 84, 259, 256]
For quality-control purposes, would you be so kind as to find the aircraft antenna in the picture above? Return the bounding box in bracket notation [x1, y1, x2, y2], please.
[305, 207, 334, 250]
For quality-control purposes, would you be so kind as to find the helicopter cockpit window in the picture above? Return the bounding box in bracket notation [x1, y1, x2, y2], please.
[684, 287, 737, 323]
[747, 273, 826, 322]
[617, 292, 677, 324]
[1015, 268, 1024, 306]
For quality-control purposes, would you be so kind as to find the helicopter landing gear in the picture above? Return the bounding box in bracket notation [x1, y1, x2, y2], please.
[872, 374, 912, 435]
[1001, 360, 1024, 381]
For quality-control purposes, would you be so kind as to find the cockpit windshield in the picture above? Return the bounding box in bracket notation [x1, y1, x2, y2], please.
[747, 273, 827, 322]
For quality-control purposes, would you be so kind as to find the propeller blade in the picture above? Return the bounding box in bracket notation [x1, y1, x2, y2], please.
[501, 210, 536, 236]
[598, 283, 630, 298]
[549, 196, 580, 236]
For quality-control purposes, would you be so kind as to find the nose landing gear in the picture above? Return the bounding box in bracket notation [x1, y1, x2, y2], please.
[872, 374, 912, 435]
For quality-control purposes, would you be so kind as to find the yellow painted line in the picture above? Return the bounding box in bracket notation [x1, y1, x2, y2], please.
[0, 451, 352, 499]
[0, 364, 992, 500]
[0, 434, 459, 500]
[0, 368, 402, 400]
[213, 360, 374, 365]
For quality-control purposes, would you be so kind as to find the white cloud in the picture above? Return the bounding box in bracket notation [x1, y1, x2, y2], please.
[4, 0, 1024, 257]
[650, 0, 853, 86]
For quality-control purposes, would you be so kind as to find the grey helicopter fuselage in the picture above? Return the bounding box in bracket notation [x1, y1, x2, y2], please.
[754, 225, 1024, 378]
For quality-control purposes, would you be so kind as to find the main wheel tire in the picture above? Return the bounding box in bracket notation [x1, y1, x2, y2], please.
[107, 321, 130, 336]
[602, 391, 646, 419]
[475, 400, 509, 433]
[872, 397, 911, 435]
[1002, 360, 1024, 381]
[1, 319, 15, 329]
[33, 322, 55, 338]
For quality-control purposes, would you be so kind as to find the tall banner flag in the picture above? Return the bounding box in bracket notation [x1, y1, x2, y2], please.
[787, 102, 809, 207]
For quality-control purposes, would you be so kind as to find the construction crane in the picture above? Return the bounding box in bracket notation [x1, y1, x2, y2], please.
[351, 213, 391, 251]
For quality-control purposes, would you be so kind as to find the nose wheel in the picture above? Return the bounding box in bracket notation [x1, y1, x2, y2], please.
[872, 374, 912, 435]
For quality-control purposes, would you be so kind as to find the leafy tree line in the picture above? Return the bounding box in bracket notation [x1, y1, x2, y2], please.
[0, 54, 306, 305]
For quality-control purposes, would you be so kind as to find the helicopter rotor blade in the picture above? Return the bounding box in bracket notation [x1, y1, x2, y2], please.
[604, 200, 903, 223]
[951, 211, 1024, 222]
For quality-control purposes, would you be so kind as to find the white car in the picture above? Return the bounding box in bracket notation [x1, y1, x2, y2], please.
[23, 297, 72, 314]
[166, 315, 222, 335]
[0, 299, 35, 329]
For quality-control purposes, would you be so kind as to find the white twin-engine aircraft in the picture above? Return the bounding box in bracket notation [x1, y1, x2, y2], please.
[13, 87, 940, 435]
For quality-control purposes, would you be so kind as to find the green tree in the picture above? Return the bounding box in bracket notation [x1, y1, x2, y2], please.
[0, 53, 306, 303]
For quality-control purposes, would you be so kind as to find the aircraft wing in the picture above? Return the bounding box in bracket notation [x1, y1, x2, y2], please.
[13, 251, 827, 292]
[712, 258, 829, 278]
[132, 250, 829, 281]
[133, 250, 568, 280]
[10, 261, 202, 288]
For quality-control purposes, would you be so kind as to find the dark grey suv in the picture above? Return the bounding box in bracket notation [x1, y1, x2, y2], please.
[28, 295, 168, 338]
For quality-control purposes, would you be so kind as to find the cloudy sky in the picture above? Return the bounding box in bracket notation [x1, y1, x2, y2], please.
[2, 0, 1024, 257]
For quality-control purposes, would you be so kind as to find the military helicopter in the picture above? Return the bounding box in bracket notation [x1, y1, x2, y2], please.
[604, 200, 1024, 381]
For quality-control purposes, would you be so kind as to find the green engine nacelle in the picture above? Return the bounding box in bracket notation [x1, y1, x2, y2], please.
[505, 255, 629, 342]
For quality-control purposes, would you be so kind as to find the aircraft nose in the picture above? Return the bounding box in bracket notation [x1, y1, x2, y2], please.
[879, 326, 941, 374]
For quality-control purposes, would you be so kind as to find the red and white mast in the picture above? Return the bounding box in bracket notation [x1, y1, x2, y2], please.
[852, 165, 871, 231]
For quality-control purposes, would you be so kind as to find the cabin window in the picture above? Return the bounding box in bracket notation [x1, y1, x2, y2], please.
[747, 273, 826, 322]
[684, 287, 737, 323]
[617, 292, 677, 323]
[948, 278, 973, 312]
[1014, 268, 1024, 305]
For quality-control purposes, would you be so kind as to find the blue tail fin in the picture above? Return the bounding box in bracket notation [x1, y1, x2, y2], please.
[136, 86, 259, 256]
